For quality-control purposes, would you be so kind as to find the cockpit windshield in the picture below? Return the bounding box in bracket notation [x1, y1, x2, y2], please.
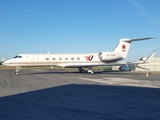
[14, 55, 22, 58]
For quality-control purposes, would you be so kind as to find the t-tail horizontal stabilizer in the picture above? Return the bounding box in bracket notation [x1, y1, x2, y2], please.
[114, 37, 154, 59]
[122, 37, 154, 43]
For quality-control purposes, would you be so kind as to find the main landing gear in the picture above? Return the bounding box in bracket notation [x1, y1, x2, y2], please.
[15, 67, 21, 75]
[78, 67, 94, 74]
[78, 67, 85, 73]
[88, 67, 94, 74]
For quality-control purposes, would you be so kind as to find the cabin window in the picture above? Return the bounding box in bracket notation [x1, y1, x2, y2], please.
[52, 58, 56, 60]
[46, 58, 49, 61]
[77, 57, 80, 60]
[65, 58, 68, 60]
[59, 58, 62, 60]
[71, 57, 74, 60]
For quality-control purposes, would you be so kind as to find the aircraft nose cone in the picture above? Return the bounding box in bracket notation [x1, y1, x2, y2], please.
[2, 61, 6, 66]
[2, 61, 10, 66]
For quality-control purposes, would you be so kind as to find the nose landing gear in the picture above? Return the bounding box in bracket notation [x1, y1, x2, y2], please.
[15, 67, 21, 75]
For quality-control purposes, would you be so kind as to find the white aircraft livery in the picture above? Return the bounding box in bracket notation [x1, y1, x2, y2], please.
[3, 37, 155, 75]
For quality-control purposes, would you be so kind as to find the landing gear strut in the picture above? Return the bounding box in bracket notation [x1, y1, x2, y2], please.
[15, 67, 21, 75]
[78, 67, 94, 74]
[78, 67, 85, 73]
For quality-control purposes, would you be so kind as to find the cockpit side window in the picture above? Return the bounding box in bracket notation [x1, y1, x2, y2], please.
[14, 56, 18, 58]
[14, 56, 22, 58]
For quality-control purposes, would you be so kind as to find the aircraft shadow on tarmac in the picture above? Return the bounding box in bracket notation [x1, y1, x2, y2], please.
[0, 84, 160, 120]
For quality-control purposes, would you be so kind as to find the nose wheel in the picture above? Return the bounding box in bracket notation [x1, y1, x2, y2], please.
[15, 72, 19, 75]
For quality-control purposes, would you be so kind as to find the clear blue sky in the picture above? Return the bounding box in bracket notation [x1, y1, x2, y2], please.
[0, 0, 160, 61]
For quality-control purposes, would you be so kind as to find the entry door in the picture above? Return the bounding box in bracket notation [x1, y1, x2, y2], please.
[33, 56, 39, 65]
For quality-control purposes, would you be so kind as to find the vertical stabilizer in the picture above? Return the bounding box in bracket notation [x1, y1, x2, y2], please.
[113, 37, 154, 59]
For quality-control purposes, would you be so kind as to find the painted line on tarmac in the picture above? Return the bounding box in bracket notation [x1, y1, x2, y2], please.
[77, 77, 160, 88]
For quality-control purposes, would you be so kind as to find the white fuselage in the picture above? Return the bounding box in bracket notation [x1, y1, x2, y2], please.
[3, 37, 153, 71]
[3, 52, 123, 68]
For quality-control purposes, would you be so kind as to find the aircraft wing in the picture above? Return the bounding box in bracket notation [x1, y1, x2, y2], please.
[126, 50, 156, 65]
[60, 51, 156, 68]
[110, 50, 156, 65]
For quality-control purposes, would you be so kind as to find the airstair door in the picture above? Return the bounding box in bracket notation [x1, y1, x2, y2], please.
[33, 56, 39, 65]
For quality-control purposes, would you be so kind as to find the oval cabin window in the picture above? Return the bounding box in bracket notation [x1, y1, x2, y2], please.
[77, 57, 80, 60]
[71, 57, 74, 60]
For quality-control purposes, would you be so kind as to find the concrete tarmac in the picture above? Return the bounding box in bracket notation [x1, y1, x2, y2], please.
[0, 70, 160, 120]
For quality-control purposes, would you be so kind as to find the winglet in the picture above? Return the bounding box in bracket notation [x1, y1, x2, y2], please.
[143, 50, 156, 63]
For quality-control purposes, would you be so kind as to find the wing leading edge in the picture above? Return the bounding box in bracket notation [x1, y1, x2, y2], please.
[61, 51, 156, 68]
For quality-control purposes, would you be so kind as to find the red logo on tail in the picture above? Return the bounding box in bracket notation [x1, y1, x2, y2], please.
[85, 55, 93, 61]
[122, 44, 126, 51]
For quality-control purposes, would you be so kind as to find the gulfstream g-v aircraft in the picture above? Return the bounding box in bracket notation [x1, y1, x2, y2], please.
[3, 37, 155, 75]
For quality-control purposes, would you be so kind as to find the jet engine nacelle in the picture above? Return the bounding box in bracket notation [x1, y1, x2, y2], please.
[98, 52, 123, 62]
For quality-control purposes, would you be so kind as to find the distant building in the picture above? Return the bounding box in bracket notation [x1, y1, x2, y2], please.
[111, 57, 160, 72]
[1, 58, 6, 62]
[131, 57, 160, 72]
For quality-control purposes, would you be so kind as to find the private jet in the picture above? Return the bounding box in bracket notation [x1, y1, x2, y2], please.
[3, 37, 155, 75]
